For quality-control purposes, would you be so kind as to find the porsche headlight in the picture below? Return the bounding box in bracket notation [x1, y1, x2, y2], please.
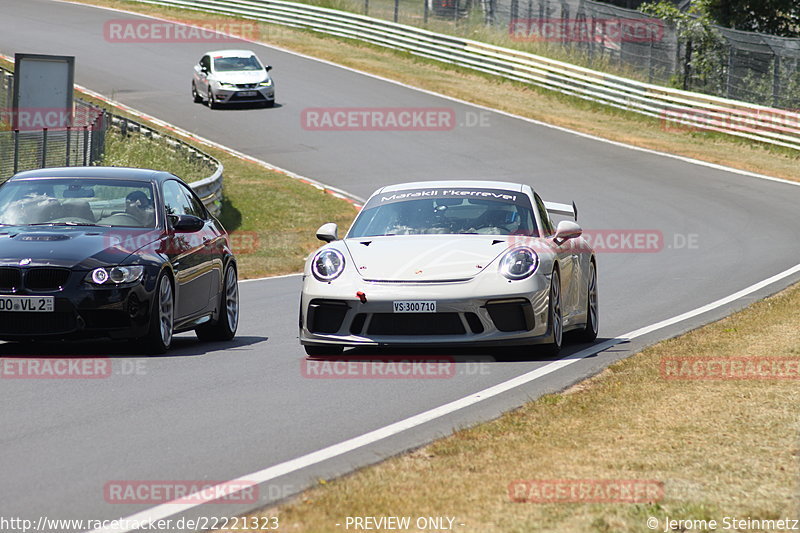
[87, 266, 145, 285]
[499, 247, 538, 280]
[312, 249, 345, 281]
[258, 79, 273, 87]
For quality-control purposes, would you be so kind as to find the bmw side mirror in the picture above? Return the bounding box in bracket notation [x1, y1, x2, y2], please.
[553, 220, 582, 244]
[170, 214, 204, 233]
[316, 222, 338, 243]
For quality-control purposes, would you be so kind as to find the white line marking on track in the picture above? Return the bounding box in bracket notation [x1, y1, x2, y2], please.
[89, 261, 800, 533]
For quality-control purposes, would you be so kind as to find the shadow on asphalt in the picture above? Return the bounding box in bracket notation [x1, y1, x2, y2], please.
[308, 337, 613, 364]
[0, 335, 266, 358]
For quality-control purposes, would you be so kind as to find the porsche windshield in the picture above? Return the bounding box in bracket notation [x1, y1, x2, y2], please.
[0, 178, 157, 228]
[348, 196, 538, 237]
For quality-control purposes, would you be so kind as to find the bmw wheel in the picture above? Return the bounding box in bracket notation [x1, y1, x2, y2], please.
[145, 273, 174, 354]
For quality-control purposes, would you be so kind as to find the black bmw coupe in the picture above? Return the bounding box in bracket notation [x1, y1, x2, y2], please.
[0, 167, 238, 353]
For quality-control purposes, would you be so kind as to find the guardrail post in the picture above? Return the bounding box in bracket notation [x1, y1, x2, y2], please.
[393, 0, 398, 22]
[772, 55, 781, 108]
[13, 129, 19, 174]
[364, 0, 368, 16]
[83, 126, 89, 166]
[726, 45, 734, 98]
[423, 0, 428, 24]
[66, 126, 72, 167]
[41, 128, 48, 168]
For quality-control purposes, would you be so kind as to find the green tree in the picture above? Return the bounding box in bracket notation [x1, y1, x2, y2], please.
[706, 0, 800, 37]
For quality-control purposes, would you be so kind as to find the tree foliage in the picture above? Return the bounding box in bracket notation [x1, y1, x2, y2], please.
[705, 0, 800, 37]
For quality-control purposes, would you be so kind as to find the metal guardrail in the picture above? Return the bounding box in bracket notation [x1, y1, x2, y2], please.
[109, 114, 224, 217]
[132, 0, 800, 151]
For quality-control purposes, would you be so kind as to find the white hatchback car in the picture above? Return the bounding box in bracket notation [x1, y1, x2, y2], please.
[192, 49, 275, 108]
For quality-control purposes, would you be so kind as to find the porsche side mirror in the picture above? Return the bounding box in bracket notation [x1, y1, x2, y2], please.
[553, 220, 582, 243]
[316, 222, 338, 242]
[171, 214, 204, 233]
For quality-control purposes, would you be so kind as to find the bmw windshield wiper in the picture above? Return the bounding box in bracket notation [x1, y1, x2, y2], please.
[26, 222, 113, 227]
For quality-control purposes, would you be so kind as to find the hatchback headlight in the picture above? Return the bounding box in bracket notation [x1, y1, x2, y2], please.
[87, 266, 145, 285]
[258, 79, 273, 87]
[499, 247, 538, 280]
[312, 249, 345, 281]
[217, 82, 236, 89]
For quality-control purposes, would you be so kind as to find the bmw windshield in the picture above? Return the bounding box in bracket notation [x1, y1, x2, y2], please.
[0, 178, 157, 228]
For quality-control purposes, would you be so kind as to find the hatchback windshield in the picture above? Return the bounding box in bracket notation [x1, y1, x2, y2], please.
[213, 55, 262, 72]
[0, 178, 157, 227]
[348, 193, 538, 237]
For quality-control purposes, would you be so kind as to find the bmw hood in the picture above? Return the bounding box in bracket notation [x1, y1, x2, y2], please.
[343, 235, 515, 282]
[0, 227, 161, 269]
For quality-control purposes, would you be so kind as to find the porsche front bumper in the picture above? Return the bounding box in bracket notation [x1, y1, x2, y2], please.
[299, 274, 553, 348]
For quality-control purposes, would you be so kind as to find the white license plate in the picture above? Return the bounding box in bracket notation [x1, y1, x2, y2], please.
[393, 300, 437, 313]
[0, 296, 54, 312]
[238, 91, 257, 96]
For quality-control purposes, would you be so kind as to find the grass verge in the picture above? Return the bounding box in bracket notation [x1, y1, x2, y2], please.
[101, 128, 211, 183]
[72, 0, 800, 183]
[228, 279, 800, 532]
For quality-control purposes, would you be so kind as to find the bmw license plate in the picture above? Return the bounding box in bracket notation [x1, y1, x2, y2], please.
[0, 296, 54, 312]
[238, 91, 257, 96]
[393, 300, 436, 313]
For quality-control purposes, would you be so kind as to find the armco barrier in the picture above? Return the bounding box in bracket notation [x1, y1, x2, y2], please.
[108, 114, 223, 217]
[130, 0, 800, 151]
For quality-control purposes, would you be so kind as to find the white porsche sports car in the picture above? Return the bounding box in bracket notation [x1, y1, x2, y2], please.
[299, 181, 598, 356]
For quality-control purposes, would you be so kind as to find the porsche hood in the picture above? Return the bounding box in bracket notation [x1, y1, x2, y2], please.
[343, 235, 518, 282]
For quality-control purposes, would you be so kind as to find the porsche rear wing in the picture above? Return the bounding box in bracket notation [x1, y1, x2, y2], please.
[544, 201, 578, 221]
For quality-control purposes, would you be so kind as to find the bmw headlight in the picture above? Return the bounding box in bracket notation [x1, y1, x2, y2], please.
[312, 249, 345, 281]
[258, 79, 273, 87]
[499, 247, 539, 280]
[87, 266, 145, 285]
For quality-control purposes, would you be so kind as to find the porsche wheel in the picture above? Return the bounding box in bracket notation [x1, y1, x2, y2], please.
[540, 269, 563, 356]
[575, 261, 599, 342]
